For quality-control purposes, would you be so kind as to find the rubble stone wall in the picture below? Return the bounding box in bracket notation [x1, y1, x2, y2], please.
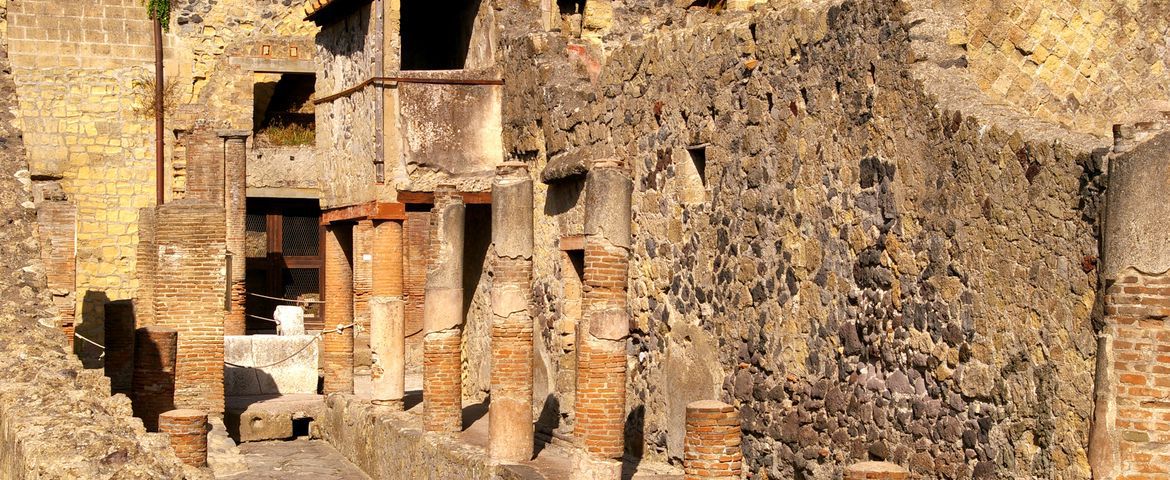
[500, 0, 1107, 477]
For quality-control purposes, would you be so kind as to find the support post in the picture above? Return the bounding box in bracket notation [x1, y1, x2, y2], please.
[354, 220, 374, 367]
[371, 219, 406, 408]
[423, 185, 465, 432]
[489, 163, 535, 461]
[323, 223, 355, 394]
[576, 158, 632, 462]
[219, 130, 249, 336]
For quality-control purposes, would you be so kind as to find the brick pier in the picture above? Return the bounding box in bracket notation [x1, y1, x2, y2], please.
[159, 409, 209, 467]
[220, 130, 249, 336]
[489, 163, 535, 461]
[324, 223, 355, 394]
[684, 400, 742, 480]
[423, 186, 465, 433]
[132, 326, 177, 431]
[354, 219, 374, 367]
[577, 158, 633, 462]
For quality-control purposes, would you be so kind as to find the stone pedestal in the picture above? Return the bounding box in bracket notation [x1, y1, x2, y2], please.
[489, 163, 535, 462]
[323, 223, 355, 394]
[160, 409, 209, 467]
[132, 326, 177, 431]
[683, 400, 742, 480]
[577, 158, 632, 459]
[844, 461, 910, 480]
[371, 219, 406, 408]
[423, 186, 465, 432]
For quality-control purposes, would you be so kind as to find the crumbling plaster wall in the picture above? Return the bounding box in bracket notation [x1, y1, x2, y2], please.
[500, 0, 1106, 478]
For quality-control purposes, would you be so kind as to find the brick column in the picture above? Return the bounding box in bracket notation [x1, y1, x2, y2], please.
[184, 121, 224, 204]
[684, 401, 742, 480]
[844, 462, 910, 480]
[135, 207, 157, 327]
[324, 223, 355, 394]
[1091, 126, 1170, 479]
[423, 186, 465, 432]
[35, 200, 76, 346]
[219, 130, 249, 336]
[153, 200, 227, 414]
[353, 219, 374, 367]
[159, 409, 209, 467]
[404, 211, 431, 369]
[132, 326, 177, 431]
[104, 300, 136, 396]
[371, 219, 406, 408]
[577, 158, 632, 460]
[489, 163, 535, 461]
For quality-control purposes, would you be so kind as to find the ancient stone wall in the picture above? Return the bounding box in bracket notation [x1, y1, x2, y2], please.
[500, 0, 1105, 477]
[941, 0, 1170, 137]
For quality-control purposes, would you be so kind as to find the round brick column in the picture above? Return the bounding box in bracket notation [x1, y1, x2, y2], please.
[489, 163, 535, 461]
[132, 326, 177, 431]
[844, 461, 910, 480]
[684, 400, 742, 480]
[323, 223, 355, 394]
[371, 219, 406, 408]
[219, 130, 249, 336]
[423, 186, 465, 432]
[577, 158, 632, 459]
[159, 409, 209, 467]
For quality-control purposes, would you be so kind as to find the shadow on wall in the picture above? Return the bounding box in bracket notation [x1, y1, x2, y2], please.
[622, 405, 646, 480]
[462, 204, 492, 319]
[534, 394, 561, 456]
[77, 290, 110, 369]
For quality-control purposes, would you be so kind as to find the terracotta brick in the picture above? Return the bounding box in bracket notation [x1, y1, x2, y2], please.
[159, 409, 208, 467]
[323, 223, 355, 394]
[683, 400, 741, 480]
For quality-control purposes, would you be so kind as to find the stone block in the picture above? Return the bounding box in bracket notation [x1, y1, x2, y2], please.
[275, 306, 305, 336]
[224, 335, 319, 396]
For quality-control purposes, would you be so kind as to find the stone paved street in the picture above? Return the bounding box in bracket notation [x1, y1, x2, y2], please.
[220, 438, 369, 479]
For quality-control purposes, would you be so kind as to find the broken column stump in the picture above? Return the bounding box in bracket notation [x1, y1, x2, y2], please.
[684, 400, 742, 480]
[423, 185, 465, 433]
[160, 409, 209, 467]
[323, 223, 355, 394]
[132, 326, 177, 431]
[844, 461, 911, 480]
[577, 158, 633, 460]
[371, 219, 406, 408]
[489, 162, 535, 462]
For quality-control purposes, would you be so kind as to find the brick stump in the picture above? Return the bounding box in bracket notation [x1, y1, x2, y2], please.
[159, 409, 209, 467]
[132, 326, 177, 431]
[684, 400, 742, 480]
[844, 461, 910, 480]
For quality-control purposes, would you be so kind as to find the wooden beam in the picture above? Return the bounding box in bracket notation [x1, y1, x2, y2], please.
[559, 235, 585, 251]
[321, 201, 407, 224]
[397, 190, 493, 205]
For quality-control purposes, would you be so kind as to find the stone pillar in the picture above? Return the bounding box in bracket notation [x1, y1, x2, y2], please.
[423, 186, 465, 432]
[489, 163, 535, 461]
[1090, 128, 1170, 479]
[159, 409, 209, 467]
[135, 207, 157, 327]
[323, 223, 355, 394]
[683, 400, 742, 480]
[153, 200, 227, 414]
[844, 462, 910, 480]
[371, 219, 406, 408]
[104, 300, 136, 396]
[219, 130, 249, 336]
[577, 158, 632, 460]
[353, 219, 374, 367]
[132, 326, 177, 431]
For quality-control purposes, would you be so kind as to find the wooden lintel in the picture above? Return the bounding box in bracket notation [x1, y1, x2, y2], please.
[559, 235, 585, 251]
[321, 201, 407, 224]
[397, 190, 493, 205]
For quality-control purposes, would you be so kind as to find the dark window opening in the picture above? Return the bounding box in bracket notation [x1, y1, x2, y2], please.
[244, 198, 324, 333]
[400, 0, 482, 70]
[558, 0, 585, 14]
[677, 145, 708, 205]
[686, 144, 707, 187]
[253, 73, 316, 146]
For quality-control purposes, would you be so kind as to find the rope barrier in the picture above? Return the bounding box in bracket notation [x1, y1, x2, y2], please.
[74, 332, 105, 359]
[246, 292, 324, 304]
[247, 314, 280, 323]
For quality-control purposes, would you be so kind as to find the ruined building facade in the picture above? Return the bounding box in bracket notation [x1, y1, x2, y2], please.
[2, 0, 1170, 478]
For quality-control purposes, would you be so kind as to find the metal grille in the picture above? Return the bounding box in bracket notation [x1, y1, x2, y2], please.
[283, 268, 320, 299]
[246, 213, 267, 232]
[282, 214, 319, 256]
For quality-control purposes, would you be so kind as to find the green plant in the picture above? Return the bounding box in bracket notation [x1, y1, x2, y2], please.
[256, 122, 316, 147]
[143, 0, 172, 31]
